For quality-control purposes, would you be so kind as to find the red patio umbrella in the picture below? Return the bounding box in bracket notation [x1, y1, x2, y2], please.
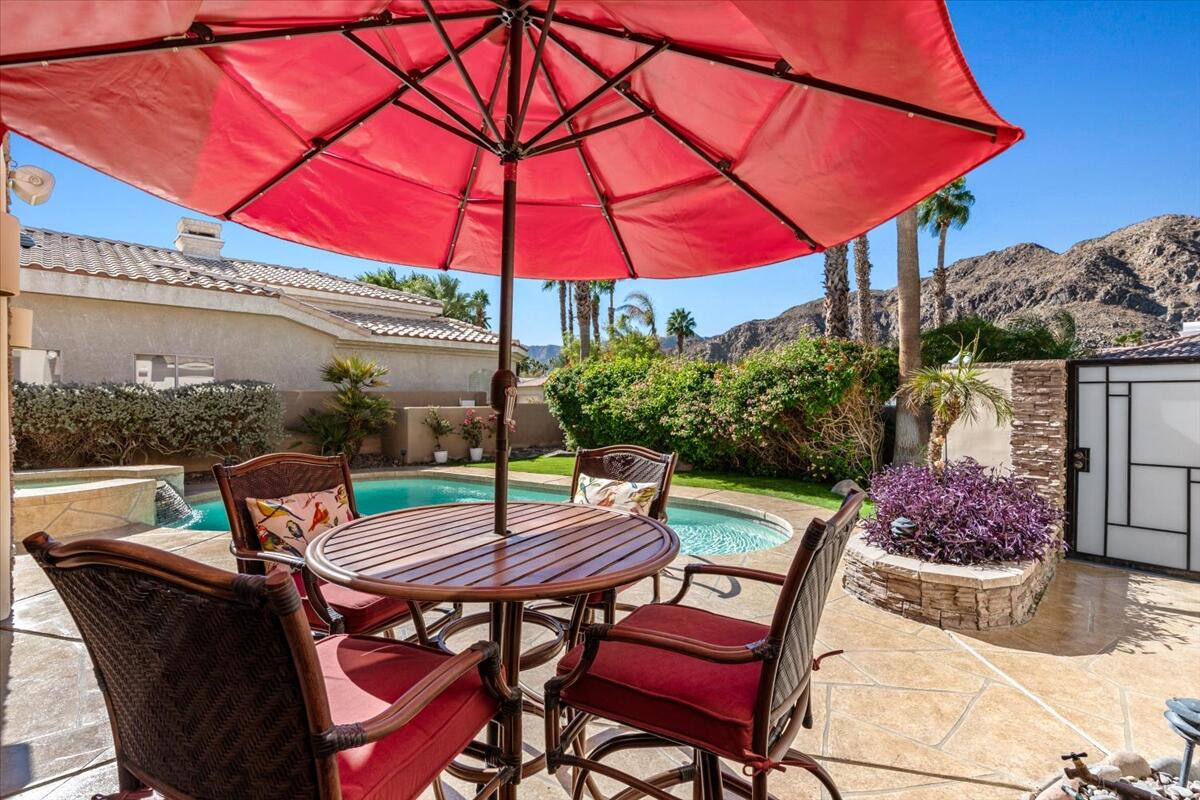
[0, 0, 1019, 579]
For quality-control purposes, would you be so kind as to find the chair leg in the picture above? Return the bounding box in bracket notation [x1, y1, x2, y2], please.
[695, 751, 724, 800]
[785, 749, 843, 800]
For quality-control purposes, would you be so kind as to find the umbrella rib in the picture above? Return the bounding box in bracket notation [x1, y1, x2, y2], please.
[522, 109, 654, 159]
[419, 0, 504, 146]
[538, 24, 819, 249]
[527, 10, 1000, 139]
[443, 50, 510, 270]
[344, 30, 500, 154]
[223, 19, 502, 219]
[0, 9, 497, 69]
[520, 41, 667, 152]
[525, 27, 638, 279]
[513, 0, 557, 143]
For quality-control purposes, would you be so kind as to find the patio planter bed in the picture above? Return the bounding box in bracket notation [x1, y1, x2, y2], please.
[842, 532, 1058, 630]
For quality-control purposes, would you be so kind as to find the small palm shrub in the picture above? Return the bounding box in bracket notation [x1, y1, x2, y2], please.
[900, 337, 1012, 473]
[296, 355, 393, 460]
[863, 459, 1063, 565]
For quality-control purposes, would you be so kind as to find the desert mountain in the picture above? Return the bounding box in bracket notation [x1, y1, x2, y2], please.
[683, 215, 1199, 362]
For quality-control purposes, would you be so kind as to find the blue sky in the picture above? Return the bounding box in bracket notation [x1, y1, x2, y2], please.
[8, 0, 1199, 347]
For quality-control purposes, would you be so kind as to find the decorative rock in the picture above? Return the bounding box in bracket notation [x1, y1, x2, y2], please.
[1103, 750, 1152, 779]
[831, 479, 864, 497]
[1034, 778, 1079, 800]
[1153, 756, 1184, 777]
[1090, 764, 1122, 782]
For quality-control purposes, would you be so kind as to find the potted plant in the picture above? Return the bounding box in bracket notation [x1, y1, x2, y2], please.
[461, 408, 485, 462]
[423, 409, 454, 464]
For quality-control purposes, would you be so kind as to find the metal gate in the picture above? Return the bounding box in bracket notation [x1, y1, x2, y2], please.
[1069, 350, 1200, 577]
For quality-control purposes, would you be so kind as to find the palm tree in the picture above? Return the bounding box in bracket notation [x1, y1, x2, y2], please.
[666, 308, 697, 354]
[468, 289, 490, 328]
[619, 290, 658, 337]
[822, 243, 850, 338]
[567, 281, 575, 340]
[853, 234, 875, 345]
[357, 268, 484, 326]
[574, 281, 592, 359]
[894, 206, 925, 464]
[917, 177, 974, 328]
[542, 280, 568, 345]
[901, 337, 1012, 473]
[590, 283, 601, 344]
[315, 354, 394, 460]
[595, 280, 617, 330]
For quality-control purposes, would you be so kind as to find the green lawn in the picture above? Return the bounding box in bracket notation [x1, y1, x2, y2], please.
[465, 454, 856, 512]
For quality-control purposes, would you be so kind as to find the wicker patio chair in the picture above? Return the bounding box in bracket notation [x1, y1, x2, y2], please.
[561, 445, 679, 641]
[544, 490, 866, 800]
[213, 452, 460, 642]
[23, 532, 520, 800]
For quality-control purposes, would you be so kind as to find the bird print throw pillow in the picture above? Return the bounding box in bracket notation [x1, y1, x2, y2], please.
[246, 484, 352, 574]
[572, 474, 659, 516]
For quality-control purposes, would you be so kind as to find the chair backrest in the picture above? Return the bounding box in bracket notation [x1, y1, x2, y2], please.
[570, 445, 679, 521]
[213, 452, 358, 574]
[758, 491, 865, 731]
[23, 532, 340, 799]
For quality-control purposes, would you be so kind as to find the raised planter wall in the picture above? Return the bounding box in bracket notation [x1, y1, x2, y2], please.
[843, 534, 1057, 630]
[846, 360, 1068, 630]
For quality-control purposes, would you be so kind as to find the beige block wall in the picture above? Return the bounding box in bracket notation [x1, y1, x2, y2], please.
[281, 389, 487, 427]
[391, 403, 564, 463]
[11, 292, 497, 391]
[945, 365, 1013, 471]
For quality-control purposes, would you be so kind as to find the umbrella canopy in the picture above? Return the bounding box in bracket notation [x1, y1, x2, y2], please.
[1, 0, 1020, 560]
[0, 0, 1020, 280]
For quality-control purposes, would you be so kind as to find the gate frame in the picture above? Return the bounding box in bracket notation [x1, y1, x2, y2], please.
[1066, 351, 1200, 581]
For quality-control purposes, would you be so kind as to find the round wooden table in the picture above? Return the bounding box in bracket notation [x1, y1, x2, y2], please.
[305, 500, 679, 799]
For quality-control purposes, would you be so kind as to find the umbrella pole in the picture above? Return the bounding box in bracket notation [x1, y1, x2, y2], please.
[494, 7, 523, 542]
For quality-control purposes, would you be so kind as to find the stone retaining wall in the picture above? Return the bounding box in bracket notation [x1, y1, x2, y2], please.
[843, 534, 1057, 630]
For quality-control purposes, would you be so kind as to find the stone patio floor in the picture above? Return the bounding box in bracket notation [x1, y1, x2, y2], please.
[2, 468, 1197, 799]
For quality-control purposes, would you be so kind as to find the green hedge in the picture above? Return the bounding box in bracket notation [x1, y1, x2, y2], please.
[545, 337, 898, 482]
[12, 381, 284, 468]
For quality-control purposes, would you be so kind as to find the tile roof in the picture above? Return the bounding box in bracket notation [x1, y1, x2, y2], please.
[19, 227, 276, 296]
[329, 310, 500, 344]
[19, 227, 441, 307]
[17, 226, 506, 346]
[1095, 332, 1200, 361]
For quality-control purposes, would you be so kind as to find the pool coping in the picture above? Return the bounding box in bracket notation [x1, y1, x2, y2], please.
[183, 465, 796, 545]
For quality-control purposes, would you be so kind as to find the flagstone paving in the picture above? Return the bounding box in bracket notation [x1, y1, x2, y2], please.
[2, 470, 1196, 799]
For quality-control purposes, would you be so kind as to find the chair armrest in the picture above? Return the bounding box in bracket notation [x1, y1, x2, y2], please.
[667, 563, 786, 604]
[325, 642, 513, 749]
[547, 623, 773, 703]
[230, 543, 304, 571]
[228, 544, 345, 633]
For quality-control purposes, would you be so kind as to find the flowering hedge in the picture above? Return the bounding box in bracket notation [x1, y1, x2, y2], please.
[544, 337, 898, 481]
[12, 381, 284, 468]
[863, 459, 1064, 564]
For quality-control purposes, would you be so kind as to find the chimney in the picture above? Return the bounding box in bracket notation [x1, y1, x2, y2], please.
[175, 217, 224, 259]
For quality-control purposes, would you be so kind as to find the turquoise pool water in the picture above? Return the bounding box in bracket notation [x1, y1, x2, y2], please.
[183, 477, 789, 556]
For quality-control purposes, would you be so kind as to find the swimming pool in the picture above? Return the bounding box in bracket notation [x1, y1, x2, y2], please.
[183, 476, 789, 556]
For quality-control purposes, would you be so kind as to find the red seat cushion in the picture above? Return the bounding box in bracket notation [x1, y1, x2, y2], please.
[557, 603, 768, 761]
[318, 635, 498, 800]
[293, 573, 420, 634]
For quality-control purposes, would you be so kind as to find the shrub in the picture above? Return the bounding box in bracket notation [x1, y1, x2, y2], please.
[12, 381, 283, 468]
[460, 408, 485, 448]
[544, 336, 899, 482]
[921, 312, 1087, 366]
[863, 459, 1064, 565]
[423, 409, 454, 450]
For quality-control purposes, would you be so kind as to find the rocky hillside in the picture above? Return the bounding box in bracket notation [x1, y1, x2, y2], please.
[685, 214, 1200, 362]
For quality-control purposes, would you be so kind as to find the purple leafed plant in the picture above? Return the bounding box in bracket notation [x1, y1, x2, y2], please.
[863, 458, 1065, 565]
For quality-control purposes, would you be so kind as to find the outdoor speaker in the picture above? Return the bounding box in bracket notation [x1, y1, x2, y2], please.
[1, 212, 20, 296]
